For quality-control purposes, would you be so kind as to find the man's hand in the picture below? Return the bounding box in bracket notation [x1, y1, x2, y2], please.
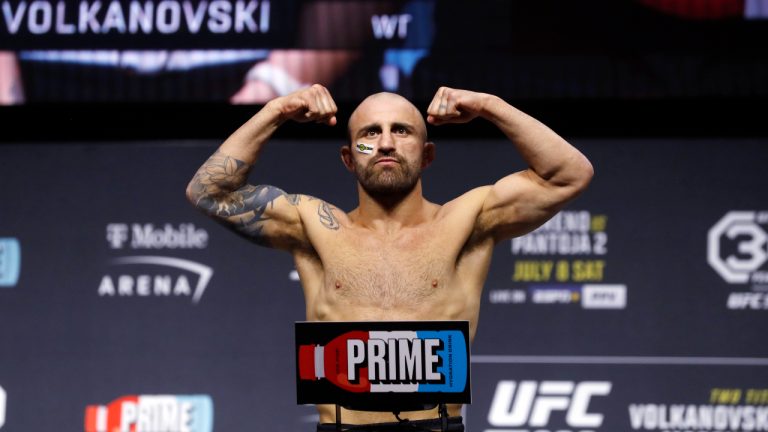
[426, 87, 493, 126]
[269, 84, 338, 126]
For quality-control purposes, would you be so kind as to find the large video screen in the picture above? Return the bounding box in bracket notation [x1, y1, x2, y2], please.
[2, 0, 767, 104]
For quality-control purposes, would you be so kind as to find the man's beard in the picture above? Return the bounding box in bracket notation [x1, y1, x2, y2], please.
[355, 154, 421, 197]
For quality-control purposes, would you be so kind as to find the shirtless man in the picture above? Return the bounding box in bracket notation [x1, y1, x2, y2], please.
[186, 84, 593, 430]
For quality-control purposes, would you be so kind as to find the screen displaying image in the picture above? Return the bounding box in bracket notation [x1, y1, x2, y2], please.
[1, 0, 767, 104]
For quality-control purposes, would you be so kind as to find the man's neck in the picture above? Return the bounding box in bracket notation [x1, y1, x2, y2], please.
[352, 182, 434, 232]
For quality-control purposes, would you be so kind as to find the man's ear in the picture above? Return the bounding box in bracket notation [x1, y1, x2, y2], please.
[421, 141, 436, 169]
[340, 145, 355, 172]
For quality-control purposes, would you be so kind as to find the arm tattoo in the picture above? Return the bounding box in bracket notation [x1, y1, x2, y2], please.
[188, 150, 250, 212]
[286, 194, 301, 206]
[235, 185, 287, 244]
[188, 151, 298, 244]
[318, 201, 340, 230]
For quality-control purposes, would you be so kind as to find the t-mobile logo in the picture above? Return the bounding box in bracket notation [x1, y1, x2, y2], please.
[106, 224, 129, 249]
[486, 380, 612, 431]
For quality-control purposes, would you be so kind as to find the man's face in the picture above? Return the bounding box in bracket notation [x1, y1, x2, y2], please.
[346, 94, 429, 197]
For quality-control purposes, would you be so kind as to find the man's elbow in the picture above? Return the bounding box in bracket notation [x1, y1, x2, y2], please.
[576, 157, 594, 189]
[568, 157, 594, 196]
[185, 181, 206, 209]
[555, 157, 593, 199]
[185, 183, 196, 205]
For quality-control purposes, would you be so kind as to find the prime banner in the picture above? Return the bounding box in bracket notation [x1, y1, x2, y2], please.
[0, 137, 766, 431]
[294, 321, 470, 409]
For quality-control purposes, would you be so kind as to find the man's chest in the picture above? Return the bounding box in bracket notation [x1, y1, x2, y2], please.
[310, 225, 465, 306]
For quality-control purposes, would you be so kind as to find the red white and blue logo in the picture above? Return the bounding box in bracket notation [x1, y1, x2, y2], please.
[84, 394, 213, 432]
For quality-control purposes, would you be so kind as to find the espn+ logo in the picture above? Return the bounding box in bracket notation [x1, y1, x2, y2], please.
[485, 380, 612, 432]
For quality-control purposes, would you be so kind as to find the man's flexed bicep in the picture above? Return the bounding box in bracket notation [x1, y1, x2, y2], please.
[187, 150, 305, 249]
[187, 84, 338, 249]
[426, 86, 593, 244]
[478, 168, 585, 242]
[475, 109, 594, 242]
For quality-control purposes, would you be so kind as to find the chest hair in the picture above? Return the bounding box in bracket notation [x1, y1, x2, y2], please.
[325, 228, 455, 308]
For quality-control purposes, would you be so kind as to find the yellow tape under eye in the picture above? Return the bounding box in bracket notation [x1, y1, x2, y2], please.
[355, 142, 374, 154]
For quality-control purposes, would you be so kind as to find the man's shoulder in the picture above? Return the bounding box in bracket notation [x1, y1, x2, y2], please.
[436, 186, 503, 250]
[440, 186, 492, 216]
[430, 186, 492, 233]
[292, 194, 349, 232]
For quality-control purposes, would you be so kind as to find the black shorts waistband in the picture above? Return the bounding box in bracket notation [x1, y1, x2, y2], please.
[317, 416, 464, 432]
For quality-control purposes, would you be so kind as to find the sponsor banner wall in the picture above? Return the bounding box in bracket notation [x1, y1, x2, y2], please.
[0, 138, 766, 431]
[471, 362, 768, 432]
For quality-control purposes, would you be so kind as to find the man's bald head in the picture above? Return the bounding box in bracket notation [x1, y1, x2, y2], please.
[347, 92, 427, 144]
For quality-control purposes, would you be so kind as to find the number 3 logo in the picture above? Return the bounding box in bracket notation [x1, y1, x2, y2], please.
[708, 212, 768, 283]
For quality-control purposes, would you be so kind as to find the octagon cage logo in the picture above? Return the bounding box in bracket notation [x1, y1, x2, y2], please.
[708, 211, 768, 285]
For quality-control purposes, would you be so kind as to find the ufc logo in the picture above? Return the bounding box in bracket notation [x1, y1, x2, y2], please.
[487, 381, 611, 429]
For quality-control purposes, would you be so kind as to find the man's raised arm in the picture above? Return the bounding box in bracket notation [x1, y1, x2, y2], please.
[427, 87, 594, 242]
[186, 84, 338, 249]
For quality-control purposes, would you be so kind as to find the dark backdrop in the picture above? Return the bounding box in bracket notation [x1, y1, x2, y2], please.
[1, 137, 766, 431]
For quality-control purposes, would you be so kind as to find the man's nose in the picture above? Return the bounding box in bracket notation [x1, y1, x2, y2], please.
[378, 132, 395, 152]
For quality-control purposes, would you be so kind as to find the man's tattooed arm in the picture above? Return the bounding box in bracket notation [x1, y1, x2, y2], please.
[186, 151, 302, 247]
[187, 150, 250, 213]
